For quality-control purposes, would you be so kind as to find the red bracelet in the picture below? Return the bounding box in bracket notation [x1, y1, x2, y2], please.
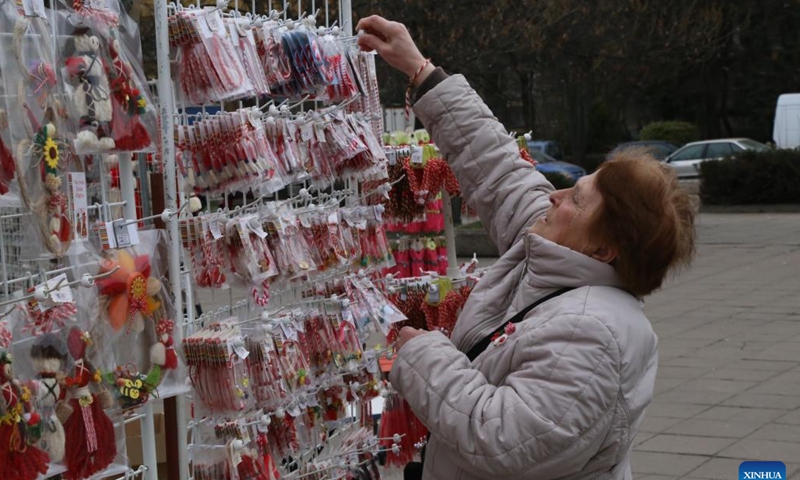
[405, 59, 431, 121]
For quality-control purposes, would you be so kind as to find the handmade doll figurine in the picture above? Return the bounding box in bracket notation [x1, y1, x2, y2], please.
[57, 328, 116, 480]
[65, 27, 115, 152]
[150, 319, 178, 371]
[30, 333, 68, 464]
[107, 38, 151, 151]
[0, 352, 50, 480]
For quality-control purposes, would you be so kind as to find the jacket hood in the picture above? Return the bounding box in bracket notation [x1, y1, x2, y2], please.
[524, 233, 624, 290]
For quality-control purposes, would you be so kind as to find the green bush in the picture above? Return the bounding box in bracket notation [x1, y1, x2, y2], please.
[700, 149, 800, 205]
[639, 121, 699, 147]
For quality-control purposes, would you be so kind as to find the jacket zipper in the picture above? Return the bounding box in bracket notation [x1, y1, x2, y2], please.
[461, 238, 530, 354]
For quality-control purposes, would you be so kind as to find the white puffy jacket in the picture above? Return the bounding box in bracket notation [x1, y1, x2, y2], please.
[389, 74, 658, 480]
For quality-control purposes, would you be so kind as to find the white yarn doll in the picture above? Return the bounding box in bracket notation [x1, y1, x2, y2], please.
[65, 27, 115, 152]
[29, 333, 67, 464]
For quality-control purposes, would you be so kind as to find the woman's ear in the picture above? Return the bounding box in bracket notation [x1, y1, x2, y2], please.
[590, 245, 617, 264]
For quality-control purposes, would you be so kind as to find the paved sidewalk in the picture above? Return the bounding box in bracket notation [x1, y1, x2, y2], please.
[633, 213, 800, 480]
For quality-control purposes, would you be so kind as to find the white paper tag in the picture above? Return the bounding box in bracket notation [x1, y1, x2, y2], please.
[47, 274, 73, 304]
[205, 10, 222, 33]
[22, 0, 47, 18]
[68, 172, 89, 240]
[314, 122, 327, 143]
[386, 150, 397, 166]
[279, 321, 297, 341]
[106, 220, 140, 249]
[410, 147, 423, 166]
[248, 218, 268, 239]
[300, 122, 314, 142]
[207, 218, 223, 240]
[233, 343, 250, 360]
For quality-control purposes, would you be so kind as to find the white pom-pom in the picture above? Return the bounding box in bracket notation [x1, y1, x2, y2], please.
[524, 132, 532, 141]
[99, 137, 115, 150]
[189, 196, 202, 213]
[150, 342, 166, 366]
[254, 18, 263, 28]
[45, 123, 56, 138]
[76, 131, 99, 151]
[379, 388, 389, 398]
[146, 277, 162, 296]
[49, 217, 61, 234]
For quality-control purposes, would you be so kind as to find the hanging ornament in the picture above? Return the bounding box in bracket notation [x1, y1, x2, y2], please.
[58, 329, 117, 480]
[0, 351, 50, 480]
[95, 250, 162, 332]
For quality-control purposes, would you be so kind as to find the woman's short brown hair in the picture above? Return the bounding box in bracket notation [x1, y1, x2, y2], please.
[590, 148, 696, 296]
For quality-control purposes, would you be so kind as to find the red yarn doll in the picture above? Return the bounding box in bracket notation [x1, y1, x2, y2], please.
[0, 351, 50, 480]
[106, 38, 151, 151]
[150, 319, 178, 371]
[57, 329, 117, 480]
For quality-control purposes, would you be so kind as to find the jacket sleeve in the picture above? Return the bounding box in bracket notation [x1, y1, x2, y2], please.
[413, 75, 554, 255]
[389, 315, 620, 479]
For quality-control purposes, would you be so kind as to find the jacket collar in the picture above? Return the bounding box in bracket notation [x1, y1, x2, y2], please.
[524, 233, 624, 289]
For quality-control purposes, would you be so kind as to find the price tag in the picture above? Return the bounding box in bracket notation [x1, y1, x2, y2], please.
[327, 212, 339, 225]
[68, 173, 89, 240]
[47, 274, 73, 304]
[248, 218, 268, 239]
[279, 321, 297, 341]
[105, 220, 140, 249]
[314, 122, 327, 143]
[410, 147, 424, 167]
[233, 343, 250, 360]
[22, 0, 47, 18]
[386, 150, 397, 166]
[300, 122, 314, 142]
[207, 218, 223, 240]
[205, 9, 222, 33]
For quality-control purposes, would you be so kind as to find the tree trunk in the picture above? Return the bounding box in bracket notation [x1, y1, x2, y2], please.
[519, 70, 536, 132]
[567, 81, 589, 163]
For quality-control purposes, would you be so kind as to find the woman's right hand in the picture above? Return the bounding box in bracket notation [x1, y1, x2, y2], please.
[356, 16, 434, 84]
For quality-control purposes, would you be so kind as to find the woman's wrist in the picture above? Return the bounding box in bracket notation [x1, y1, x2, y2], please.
[412, 62, 436, 87]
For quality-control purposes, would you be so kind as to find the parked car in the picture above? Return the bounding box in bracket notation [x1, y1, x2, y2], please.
[527, 140, 563, 160]
[610, 140, 678, 161]
[529, 149, 586, 183]
[663, 138, 770, 179]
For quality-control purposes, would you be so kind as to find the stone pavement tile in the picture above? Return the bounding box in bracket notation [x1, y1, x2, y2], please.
[636, 434, 735, 456]
[630, 452, 708, 477]
[775, 410, 800, 425]
[646, 402, 710, 419]
[770, 367, 800, 383]
[721, 393, 800, 410]
[748, 380, 800, 397]
[685, 457, 744, 480]
[728, 360, 798, 372]
[654, 378, 688, 394]
[742, 349, 800, 362]
[662, 356, 732, 369]
[749, 423, 800, 443]
[702, 368, 779, 382]
[637, 476, 675, 480]
[660, 366, 712, 379]
[717, 438, 799, 461]
[656, 389, 736, 405]
[693, 406, 786, 423]
[633, 432, 656, 446]
[639, 416, 684, 433]
[689, 347, 751, 361]
[665, 419, 763, 438]
[679, 378, 758, 394]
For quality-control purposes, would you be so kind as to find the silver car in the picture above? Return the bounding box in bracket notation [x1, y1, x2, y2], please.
[663, 138, 770, 179]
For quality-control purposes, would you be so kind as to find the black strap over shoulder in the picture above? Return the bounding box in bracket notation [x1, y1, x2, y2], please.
[465, 287, 574, 362]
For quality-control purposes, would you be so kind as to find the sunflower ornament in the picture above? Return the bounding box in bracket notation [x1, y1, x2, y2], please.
[95, 250, 162, 332]
[32, 122, 72, 254]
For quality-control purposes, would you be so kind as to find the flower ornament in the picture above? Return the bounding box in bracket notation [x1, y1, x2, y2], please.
[95, 250, 162, 332]
[43, 137, 59, 169]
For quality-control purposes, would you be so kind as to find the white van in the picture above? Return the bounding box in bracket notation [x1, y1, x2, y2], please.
[773, 94, 800, 149]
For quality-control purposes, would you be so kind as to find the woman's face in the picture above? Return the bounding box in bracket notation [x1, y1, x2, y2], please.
[530, 173, 615, 262]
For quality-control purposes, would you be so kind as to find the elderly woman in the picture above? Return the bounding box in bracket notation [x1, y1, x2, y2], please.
[357, 16, 696, 480]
